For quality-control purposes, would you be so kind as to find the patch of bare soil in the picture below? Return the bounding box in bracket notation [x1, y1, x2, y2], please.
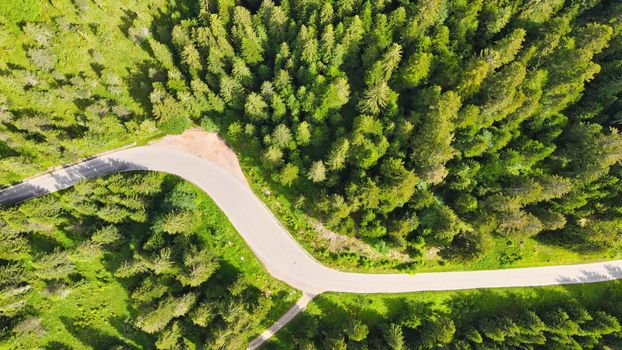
[309, 218, 413, 264]
[151, 129, 248, 184]
[425, 247, 440, 260]
[153, 129, 412, 266]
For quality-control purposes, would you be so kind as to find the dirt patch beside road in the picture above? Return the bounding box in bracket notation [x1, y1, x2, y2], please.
[151, 129, 248, 185]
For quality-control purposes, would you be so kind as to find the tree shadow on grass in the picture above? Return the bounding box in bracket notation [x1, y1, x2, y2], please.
[59, 316, 137, 349]
[124, 61, 159, 116]
[43, 341, 72, 349]
[534, 229, 607, 253]
[311, 295, 356, 329]
[270, 294, 352, 346]
[108, 316, 155, 349]
[262, 290, 298, 325]
[212, 259, 242, 286]
[26, 230, 66, 256]
[0, 140, 19, 158]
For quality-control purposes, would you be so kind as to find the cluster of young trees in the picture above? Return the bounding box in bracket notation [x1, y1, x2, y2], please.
[144, 0, 622, 261]
[2, 0, 621, 264]
[0, 0, 171, 185]
[113, 178, 280, 349]
[0, 173, 291, 349]
[276, 283, 622, 349]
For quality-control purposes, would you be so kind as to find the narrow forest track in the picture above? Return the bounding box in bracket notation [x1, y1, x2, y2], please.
[2, 143, 622, 348]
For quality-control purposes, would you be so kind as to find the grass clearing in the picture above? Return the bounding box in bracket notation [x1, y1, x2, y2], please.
[267, 280, 622, 349]
[0, 172, 299, 348]
[230, 146, 622, 274]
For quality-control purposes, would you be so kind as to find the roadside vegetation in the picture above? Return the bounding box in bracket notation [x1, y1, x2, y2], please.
[237, 157, 622, 273]
[2, 0, 622, 271]
[132, 0, 622, 270]
[269, 280, 622, 349]
[0, 0, 179, 184]
[0, 172, 298, 349]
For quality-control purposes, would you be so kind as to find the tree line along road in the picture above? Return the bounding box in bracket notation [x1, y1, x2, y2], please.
[2, 144, 622, 348]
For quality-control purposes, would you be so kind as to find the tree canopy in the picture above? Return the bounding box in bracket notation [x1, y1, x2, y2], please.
[1, 0, 622, 275]
[153, 0, 622, 263]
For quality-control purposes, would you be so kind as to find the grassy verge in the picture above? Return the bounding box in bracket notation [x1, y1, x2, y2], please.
[0, 172, 299, 348]
[419, 234, 622, 272]
[226, 136, 622, 274]
[191, 186, 302, 334]
[267, 280, 622, 349]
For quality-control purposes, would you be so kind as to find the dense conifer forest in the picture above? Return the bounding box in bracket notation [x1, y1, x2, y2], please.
[0, 172, 297, 348]
[156, 0, 622, 265]
[270, 281, 622, 349]
[1, 0, 621, 265]
[2, 0, 622, 348]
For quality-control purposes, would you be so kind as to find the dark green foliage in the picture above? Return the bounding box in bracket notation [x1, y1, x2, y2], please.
[143, 0, 622, 265]
[272, 282, 622, 349]
[0, 173, 293, 349]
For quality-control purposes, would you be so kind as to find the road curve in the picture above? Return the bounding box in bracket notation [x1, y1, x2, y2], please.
[2, 145, 622, 295]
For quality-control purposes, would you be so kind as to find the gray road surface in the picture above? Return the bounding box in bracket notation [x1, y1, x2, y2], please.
[2, 145, 621, 293]
[3, 145, 622, 348]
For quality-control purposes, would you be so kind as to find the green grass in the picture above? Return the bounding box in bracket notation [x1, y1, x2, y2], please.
[225, 138, 622, 274]
[2, 173, 299, 348]
[35, 260, 149, 349]
[419, 235, 622, 272]
[190, 184, 302, 333]
[0, 0, 169, 185]
[266, 280, 622, 349]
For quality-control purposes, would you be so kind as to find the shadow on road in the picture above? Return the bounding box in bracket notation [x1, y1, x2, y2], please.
[556, 264, 622, 284]
[0, 158, 147, 205]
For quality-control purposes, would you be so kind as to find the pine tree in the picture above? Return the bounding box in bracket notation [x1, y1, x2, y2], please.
[272, 124, 292, 149]
[232, 6, 265, 65]
[326, 138, 350, 171]
[378, 158, 417, 213]
[160, 211, 194, 235]
[411, 88, 461, 184]
[178, 247, 218, 287]
[405, 0, 444, 41]
[308, 161, 327, 183]
[350, 115, 389, 169]
[155, 321, 183, 349]
[279, 163, 299, 186]
[136, 293, 196, 333]
[295, 121, 311, 146]
[34, 249, 75, 280]
[397, 52, 433, 89]
[345, 318, 369, 342]
[244, 92, 268, 120]
[384, 323, 405, 350]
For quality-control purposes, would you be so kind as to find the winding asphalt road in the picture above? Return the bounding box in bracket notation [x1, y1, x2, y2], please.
[3, 144, 622, 348]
